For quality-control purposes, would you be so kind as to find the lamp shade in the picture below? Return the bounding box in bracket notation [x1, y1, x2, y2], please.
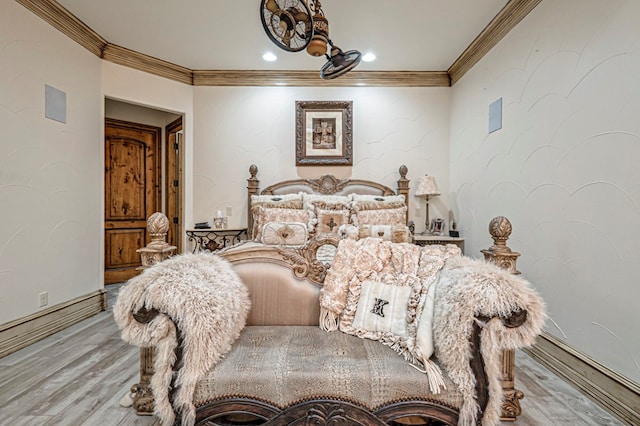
[415, 175, 440, 197]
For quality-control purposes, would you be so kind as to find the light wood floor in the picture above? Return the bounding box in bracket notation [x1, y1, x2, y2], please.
[0, 285, 624, 426]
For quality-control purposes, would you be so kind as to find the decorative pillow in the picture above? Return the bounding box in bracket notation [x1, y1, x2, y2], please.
[350, 194, 405, 210]
[351, 280, 413, 337]
[302, 193, 352, 208]
[315, 208, 350, 235]
[306, 199, 352, 235]
[352, 206, 407, 226]
[252, 206, 309, 241]
[251, 193, 303, 209]
[358, 224, 411, 243]
[250, 193, 304, 239]
[261, 222, 308, 246]
[339, 270, 424, 354]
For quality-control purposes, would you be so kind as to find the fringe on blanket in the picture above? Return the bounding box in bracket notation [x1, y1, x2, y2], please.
[410, 356, 446, 394]
[319, 307, 340, 331]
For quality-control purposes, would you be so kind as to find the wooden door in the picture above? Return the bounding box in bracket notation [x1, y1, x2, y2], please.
[105, 118, 160, 284]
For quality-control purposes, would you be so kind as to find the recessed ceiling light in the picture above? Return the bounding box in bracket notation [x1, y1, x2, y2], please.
[262, 52, 277, 62]
[362, 52, 376, 62]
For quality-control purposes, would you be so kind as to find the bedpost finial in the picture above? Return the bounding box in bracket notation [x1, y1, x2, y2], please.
[488, 216, 512, 253]
[249, 164, 258, 178]
[399, 165, 408, 179]
[148, 212, 169, 240]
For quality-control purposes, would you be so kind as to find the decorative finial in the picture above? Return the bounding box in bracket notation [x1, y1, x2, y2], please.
[249, 164, 258, 178]
[488, 216, 513, 253]
[147, 212, 170, 248]
[399, 164, 408, 179]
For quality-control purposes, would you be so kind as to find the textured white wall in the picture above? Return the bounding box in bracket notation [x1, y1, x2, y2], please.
[449, 0, 640, 383]
[192, 86, 452, 231]
[0, 1, 102, 323]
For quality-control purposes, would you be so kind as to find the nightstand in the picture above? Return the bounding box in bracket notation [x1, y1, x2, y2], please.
[413, 234, 465, 254]
[186, 228, 248, 253]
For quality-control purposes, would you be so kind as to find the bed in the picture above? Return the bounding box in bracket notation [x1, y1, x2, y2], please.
[119, 164, 545, 426]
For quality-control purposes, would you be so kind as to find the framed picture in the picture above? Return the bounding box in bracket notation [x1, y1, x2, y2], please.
[430, 218, 445, 236]
[295, 100, 353, 166]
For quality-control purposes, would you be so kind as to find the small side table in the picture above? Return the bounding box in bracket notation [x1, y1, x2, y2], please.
[413, 234, 465, 254]
[186, 228, 248, 253]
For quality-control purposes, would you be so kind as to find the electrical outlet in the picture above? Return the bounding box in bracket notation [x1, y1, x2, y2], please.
[39, 291, 48, 307]
[225, 206, 233, 216]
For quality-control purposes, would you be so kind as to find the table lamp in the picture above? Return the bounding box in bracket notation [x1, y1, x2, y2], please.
[415, 175, 440, 234]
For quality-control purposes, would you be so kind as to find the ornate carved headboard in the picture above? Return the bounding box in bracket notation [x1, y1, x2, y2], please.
[246, 164, 410, 236]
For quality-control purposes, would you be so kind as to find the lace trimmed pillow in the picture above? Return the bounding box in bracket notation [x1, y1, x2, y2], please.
[306, 200, 351, 236]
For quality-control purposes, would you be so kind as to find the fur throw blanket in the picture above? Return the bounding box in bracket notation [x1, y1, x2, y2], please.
[434, 256, 546, 426]
[113, 253, 251, 426]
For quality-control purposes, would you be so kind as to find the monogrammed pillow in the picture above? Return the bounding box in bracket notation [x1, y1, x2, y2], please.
[350, 280, 413, 337]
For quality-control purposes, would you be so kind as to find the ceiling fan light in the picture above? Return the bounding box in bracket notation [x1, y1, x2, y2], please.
[262, 52, 277, 62]
[362, 52, 376, 62]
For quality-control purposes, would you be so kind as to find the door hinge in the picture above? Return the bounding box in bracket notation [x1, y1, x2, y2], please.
[173, 180, 179, 187]
[173, 217, 179, 224]
[174, 142, 179, 150]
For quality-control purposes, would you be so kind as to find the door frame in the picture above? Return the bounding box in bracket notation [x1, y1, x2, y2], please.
[166, 116, 184, 253]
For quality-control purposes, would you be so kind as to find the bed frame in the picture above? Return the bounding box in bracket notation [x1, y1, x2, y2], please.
[245, 163, 411, 237]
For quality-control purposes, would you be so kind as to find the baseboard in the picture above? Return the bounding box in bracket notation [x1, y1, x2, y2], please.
[0, 290, 107, 359]
[523, 332, 640, 425]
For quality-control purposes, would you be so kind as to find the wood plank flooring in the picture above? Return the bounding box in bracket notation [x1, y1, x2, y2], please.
[0, 284, 624, 425]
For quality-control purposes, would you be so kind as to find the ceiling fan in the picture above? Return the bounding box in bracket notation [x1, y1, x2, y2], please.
[260, 0, 362, 80]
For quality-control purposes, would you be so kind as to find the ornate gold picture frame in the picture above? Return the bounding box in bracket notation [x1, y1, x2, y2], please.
[295, 100, 353, 166]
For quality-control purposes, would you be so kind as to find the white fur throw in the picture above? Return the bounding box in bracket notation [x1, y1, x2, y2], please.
[433, 256, 546, 426]
[113, 253, 251, 426]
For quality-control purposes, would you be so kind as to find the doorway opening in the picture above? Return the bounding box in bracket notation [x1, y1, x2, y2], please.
[104, 99, 184, 284]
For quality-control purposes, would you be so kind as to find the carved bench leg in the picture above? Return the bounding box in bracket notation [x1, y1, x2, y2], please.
[500, 348, 524, 421]
[132, 347, 155, 415]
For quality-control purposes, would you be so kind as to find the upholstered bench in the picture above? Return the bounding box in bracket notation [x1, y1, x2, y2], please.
[115, 237, 545, 426]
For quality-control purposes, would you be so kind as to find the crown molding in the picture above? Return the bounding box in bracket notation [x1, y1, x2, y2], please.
[193, 70, 450, 87]
[102, 44, 194, 85]
[17, 0, 539, 87]
[448, 0, 542, 85]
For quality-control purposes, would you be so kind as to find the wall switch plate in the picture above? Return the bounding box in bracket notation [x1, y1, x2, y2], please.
[225, 206, 232, 216]
[39, 291, 48, 307]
